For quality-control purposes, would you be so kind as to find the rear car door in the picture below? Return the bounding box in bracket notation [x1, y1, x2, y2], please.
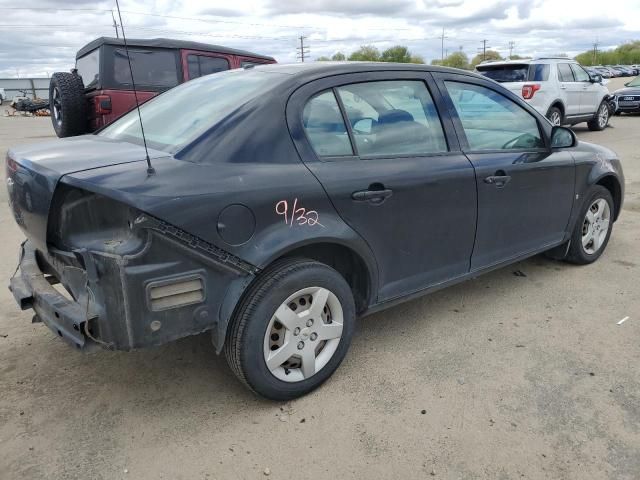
[287, 72, 477, 302]
[433, 73, 575, 271]
[570, 63, 600, 114]
[557, 63, 582, 115]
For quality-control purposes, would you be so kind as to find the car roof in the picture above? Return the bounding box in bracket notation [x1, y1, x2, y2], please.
[248, 61, 485, 81]
[76, 37, 275, 62]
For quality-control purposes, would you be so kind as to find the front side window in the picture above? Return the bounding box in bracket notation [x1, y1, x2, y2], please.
[113, 48, 179, 88]
[187, 55, 230, 79]
[336, 80, 447, 156]
[570, 64, 590, 82]
[302, 91, 353, 157]
[557, 63, 575, 82]
[76, 49, 99, 89]
[444, 81, 544, 151]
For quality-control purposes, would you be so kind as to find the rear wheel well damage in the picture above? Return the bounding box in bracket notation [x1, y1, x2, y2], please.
[596, 175, 622, 220]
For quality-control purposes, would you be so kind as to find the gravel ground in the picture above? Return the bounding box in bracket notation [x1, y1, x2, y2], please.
[0, 78, 638, 480]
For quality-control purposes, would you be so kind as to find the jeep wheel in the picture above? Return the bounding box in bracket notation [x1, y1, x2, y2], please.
[587, 101, 609, 131]
[546, 106, 563, 126]
[225, 258, 355, 400]
[49, 72, 87, 138]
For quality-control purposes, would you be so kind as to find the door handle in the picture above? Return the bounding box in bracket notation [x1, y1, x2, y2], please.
[484, 174, 511, 187]
[352, 188, 393, 203]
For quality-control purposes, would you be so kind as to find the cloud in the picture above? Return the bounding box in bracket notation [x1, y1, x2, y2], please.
[265, 0, 415, 16]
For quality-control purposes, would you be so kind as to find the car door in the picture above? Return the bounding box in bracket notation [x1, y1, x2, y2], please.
[570, 63, 600, 114]
[433, 73, 575, 271]
[287, 72, 478, 302]
[556, 63, 582, 116]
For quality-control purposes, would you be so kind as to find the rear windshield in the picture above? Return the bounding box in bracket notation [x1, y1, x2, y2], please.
[476, 63, 550, 83]
[76, 49, 100, 89]
[98, 68, 287, 153]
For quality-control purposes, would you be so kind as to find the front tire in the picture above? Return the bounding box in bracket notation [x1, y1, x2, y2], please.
[565, 185, 614, 264]
[225, 258, 356, 400]
[587, 101, 610, 131]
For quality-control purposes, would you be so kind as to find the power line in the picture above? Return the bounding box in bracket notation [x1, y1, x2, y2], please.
[508, 40, 515, 58]
[478, 39, 490, 61]
[111, 10, 119, 38]
[296, 35, 310, 62]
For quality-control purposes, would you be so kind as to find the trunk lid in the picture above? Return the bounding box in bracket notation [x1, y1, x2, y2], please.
[6, 135, 167, 251]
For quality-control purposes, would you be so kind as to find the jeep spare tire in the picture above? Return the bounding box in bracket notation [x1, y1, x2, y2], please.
[49, 72, 87, 138]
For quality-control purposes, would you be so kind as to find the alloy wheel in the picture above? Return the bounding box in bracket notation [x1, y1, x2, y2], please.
[52, 87, 63, 126]
[549, 111, 561, 126]
[581, 198, 610, 255]
[598, 103, 609, 129]
[263, 286, 343, 383]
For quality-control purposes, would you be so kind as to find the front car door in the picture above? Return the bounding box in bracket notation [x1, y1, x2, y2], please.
[433, 73, 575, 271]
[287, 72, 477, 302]
[570, 63, 600, 115]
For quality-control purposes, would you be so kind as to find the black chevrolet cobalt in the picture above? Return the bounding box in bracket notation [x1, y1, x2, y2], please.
[7, 63, 624, 400]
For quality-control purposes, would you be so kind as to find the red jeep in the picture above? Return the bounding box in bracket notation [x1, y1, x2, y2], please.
[48, 37, 276, 137]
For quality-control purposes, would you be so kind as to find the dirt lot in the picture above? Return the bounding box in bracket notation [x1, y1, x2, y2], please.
[1, 78, 639, 480]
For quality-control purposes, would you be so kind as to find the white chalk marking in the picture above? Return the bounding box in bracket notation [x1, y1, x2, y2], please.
[617, 316, 629, 325]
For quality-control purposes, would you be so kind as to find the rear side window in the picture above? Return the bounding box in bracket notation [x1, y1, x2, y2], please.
[113, 48, 179, 88]
[557, 63, 575, 82]
[76, 49, 99, 89]
[303, 91, 353, 157]
[187, 55, 230, 79]
[445, 81, 544, 151]
[336, 80, 447, 156]
[477, 63, 549, 82]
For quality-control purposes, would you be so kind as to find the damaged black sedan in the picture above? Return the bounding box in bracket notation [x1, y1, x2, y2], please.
[7, 64, 624, 400]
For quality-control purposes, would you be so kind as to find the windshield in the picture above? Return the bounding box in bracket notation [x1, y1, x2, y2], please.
[476, 63, 549, 83]
[627, 77, 640, 87]
[99, 68, 287, 153]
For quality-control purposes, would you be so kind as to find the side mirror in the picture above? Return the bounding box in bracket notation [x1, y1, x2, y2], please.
[551, 126, 576, 148]
[625, 82, 630, 87]
[590, 74, 602, 83]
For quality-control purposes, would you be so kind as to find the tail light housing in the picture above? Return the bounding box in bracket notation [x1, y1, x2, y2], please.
[522, 84, 541, 100]
[94, 95, 112, 115]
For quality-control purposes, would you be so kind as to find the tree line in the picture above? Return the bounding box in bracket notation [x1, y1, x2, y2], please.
[317, 40, 640, 69]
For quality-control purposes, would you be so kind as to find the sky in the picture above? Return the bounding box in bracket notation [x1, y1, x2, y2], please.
[0, 0, 639, 77]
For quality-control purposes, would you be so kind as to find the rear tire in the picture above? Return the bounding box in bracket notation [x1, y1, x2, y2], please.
[565, 185, 614, 265]
[546, 106, 563, 126]
[587, 101, 609, 131]
[225, 258, 356, 400]
[49, 72, 87, 138]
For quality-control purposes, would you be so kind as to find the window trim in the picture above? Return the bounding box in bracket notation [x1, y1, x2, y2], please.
[438, 77, 550, 154]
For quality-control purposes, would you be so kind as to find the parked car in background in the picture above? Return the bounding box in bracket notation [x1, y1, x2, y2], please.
[611, 76, 640, 114]
[49, 37, 276, 138]
[476, 58, 611, 129]
[593, 66, 613, 78]
[8, 63, 624, 400]
[0, 87, 6, 105]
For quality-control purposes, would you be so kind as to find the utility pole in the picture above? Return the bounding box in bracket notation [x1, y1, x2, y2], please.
[592, 39, 599, 65]
[508, 41, 515, 59]
[479, 39, 489, 61]
[296, 36, 310, 63]
[440, 28, 448, 61]
[111, 9, 119, 38]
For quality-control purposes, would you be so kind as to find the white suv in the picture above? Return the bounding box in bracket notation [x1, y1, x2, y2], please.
[476, 58, 611, 131]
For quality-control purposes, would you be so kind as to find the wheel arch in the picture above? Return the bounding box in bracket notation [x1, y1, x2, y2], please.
[548, 100, 565, 117]
[213, 238, 378, 353]
[595, 174, 622, 221]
